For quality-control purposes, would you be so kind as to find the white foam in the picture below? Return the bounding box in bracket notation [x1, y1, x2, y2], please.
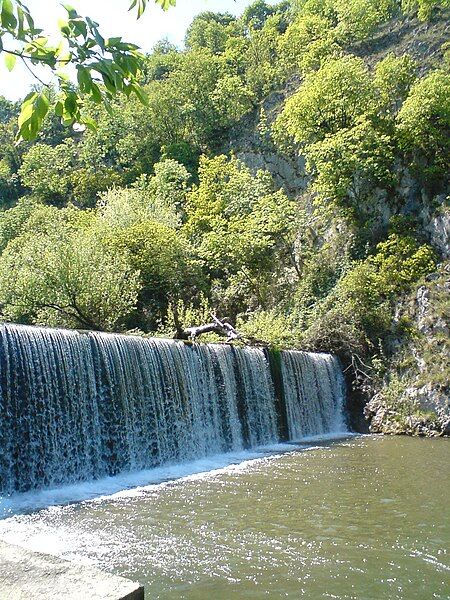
[0, 432, 356, 518]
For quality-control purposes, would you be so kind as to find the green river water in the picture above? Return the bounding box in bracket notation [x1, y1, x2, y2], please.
[0, 435, 449, 599]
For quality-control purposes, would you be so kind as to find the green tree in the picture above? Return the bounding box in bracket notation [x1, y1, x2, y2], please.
[243, 15, 284, 98]
[185, 155, 298, 313]
[19, 137, 120, 206]
[185, 12, 235, 54]
[0, 209, 139, 330]
[275, 55, 373, 146]
[0, 195, 41, 251]
[306, 119, 395, 207]
[103, 219, 202, 328]
[396, 70, 450, 178]
[18, 139, 77, 203]
[373, 53, 417, 117]
[278, 13, 335, 73]
[242, 1, 277, 30]
[401, 0, 450, 20]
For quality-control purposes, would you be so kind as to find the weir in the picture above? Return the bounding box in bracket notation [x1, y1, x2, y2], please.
[0, 323, 345, 495]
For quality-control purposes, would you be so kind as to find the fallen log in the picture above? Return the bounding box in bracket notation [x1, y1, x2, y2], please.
[181, 315, 241, 342]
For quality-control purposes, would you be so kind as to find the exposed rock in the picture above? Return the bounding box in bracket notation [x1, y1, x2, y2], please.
[365, 262, 449, 437]
[425, 206, 450, 258]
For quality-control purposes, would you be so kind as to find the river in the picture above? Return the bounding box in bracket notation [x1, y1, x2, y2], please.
[0, 435, 448, 599]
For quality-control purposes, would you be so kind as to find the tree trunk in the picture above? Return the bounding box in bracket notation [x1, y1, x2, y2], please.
[179, 315, 241, 342]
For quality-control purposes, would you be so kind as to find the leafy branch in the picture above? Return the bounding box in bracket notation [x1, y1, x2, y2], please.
[0, 0, 178, 140]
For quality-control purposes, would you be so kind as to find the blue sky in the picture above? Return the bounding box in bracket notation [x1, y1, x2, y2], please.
[0, 0, 253, 100]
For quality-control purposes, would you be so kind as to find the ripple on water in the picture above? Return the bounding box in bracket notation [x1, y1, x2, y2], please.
[0, 436, 448, 600]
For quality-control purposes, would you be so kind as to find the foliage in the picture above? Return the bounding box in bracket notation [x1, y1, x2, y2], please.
[290, 0, 397, 41]
[185, 156, 298, 314]
[19, 138, 121, 206]
[396, 70, 450, 178]
[306, 119, 395, 207]
[185, 12, 235, 54]
[373, 53, 417, 117]
[401, 0, 450, 20]
[0, 195, 41, 251]
[0, 209, 139, 330]
[0, 0, 446, 385]
[102, 219, 202, 328]
[18, 139, 77, 202]
[97, 159, 189, 229]
[301, 233, 437, 356]
[275, 56, 373, 146]
[369, 233, 437, 294]
[0, 0, 180, 140]
[236, 309, 298, 348]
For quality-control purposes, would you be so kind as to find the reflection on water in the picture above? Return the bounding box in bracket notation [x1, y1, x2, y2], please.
[0, 436, 449, 599]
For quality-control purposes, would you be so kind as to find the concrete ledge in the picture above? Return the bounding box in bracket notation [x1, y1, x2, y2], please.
[0, 541, 144, 600]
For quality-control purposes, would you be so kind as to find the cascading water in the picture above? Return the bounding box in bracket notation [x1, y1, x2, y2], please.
[281, 350, 345, 439]
[0, 323, 345, 495]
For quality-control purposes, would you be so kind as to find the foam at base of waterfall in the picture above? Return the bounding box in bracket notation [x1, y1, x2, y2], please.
[0, 432, 355, 518]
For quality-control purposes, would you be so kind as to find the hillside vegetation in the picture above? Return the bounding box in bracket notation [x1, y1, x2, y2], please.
[0, 0, 448, 433]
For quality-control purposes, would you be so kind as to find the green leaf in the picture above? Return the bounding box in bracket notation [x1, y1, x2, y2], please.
[18, 99, 36, 130]
[58, 17, 69, 32]
[80, 115, 97, 132]
[106, 36, 121, 47]
[131, 83, 149, 106]
[63, 3, 78, 18]
[90, 83, 102, 104]
[64, 93, 78, 115]
[17, 91, 49, 141]
[54, 101, 64, 117]
[4, 52, 16, 71]
[1, 0, 17, 30]
[155, 0, 176, 10]
[35, 92, 50, 119]
[77, 66, 92, 92]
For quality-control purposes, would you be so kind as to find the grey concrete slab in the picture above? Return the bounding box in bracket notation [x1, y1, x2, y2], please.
[0, 541, 144, 600]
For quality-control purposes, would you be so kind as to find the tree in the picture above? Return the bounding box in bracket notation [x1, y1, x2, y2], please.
[184, 155, 298, 313]
[142, 40, 180, 83]
[278, 13, 334, 73]
[18, 139, 76, 202]
[0, 195, 41, 251]
[97, 159, 189, 229]
[306, 119, 395, 207]
[401, 0, 450, 20]
[19, 137, 121, 206]
[396, 70, 450, 179]
[0, 208, 139, 330]
[211, 75, 255, 124]
[102, 219, 202, 328]
[242, 15, 285, 98]
[0, 0, 176, 140]
[242, 1, 276, 30]
[290, 0, 396, 38]
[373, 53, 417, 118]
[185, 12, 235, 54]
[275, 55, 373, 146]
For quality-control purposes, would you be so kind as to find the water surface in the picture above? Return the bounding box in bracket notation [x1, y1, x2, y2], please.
[0, 436, 448, 599]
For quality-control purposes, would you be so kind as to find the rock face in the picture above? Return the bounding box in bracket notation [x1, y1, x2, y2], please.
[0, 541, 144, 600]
[365, 263, 450, 437]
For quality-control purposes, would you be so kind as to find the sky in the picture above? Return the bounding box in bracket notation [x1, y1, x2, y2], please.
[0, 0, 253, 100]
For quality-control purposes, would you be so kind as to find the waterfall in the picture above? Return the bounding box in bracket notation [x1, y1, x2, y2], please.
[280, 351, 345, 439]
[0, 324, 345, 495]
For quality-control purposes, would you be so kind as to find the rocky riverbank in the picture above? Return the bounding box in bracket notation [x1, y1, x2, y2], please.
[364, 262, 449, 437]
